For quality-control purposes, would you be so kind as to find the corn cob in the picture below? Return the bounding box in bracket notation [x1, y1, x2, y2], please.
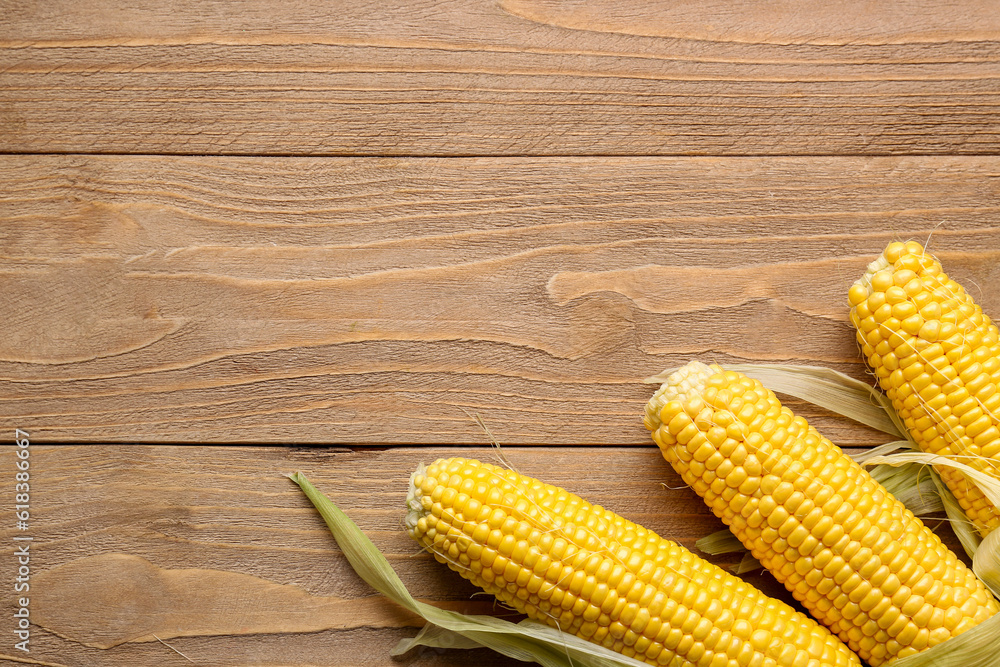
[406, 456, 861, 667]
[645, 361, 999, 666]
[848, 240, 1000, 536]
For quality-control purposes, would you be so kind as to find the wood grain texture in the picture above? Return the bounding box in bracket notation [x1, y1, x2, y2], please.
[4, 4, 999, 667]
[0, 444, 805, 667]
[3, 154, 999, 444]
[2, 0, 1000, 156]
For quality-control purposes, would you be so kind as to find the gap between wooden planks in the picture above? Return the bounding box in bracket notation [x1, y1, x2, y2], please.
[0, 443, 968, 667]
[3, 0, 1000, 155]
[2, 155, 999, 444]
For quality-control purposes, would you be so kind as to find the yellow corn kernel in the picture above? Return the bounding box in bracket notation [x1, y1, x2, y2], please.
[645, 361, 999, 666]
[406, 456, 860, 667]
[849, 241, 1000, 536]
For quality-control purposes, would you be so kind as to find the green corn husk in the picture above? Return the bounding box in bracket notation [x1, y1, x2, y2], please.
[289, 471, 651, 667]
[860, 451, 1000, 511]
[693, 528, 745, 557]
[692, 529, 763, 573]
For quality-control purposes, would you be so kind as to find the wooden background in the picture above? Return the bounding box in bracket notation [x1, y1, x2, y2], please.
[2, 2, 999, 665]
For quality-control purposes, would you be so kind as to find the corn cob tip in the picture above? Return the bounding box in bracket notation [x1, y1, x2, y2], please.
[849, 240, 931, 306]
[644, 360, 719, 433]
[404, 463, 427, 536]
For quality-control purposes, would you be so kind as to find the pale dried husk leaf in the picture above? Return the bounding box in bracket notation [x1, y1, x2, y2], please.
[974, 528, 1000, 599]
[694, 528, 745, 556]
[862, 452, 1000, 510]
[930, 469, 983, 559]
[862, 456, 945, 518]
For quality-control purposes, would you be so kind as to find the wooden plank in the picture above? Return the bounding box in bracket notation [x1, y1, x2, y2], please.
[2, 442, 958, 667]
[2, 1, 1000, 155]
[3, 155, 999, 444]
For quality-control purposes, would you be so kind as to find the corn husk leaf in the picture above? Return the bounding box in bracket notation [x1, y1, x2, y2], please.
[929, 468, 983, 559]
[862, 451, 1000, 560]
[731, 551, 762, 575]
[849, 440, 913, 464]
[392, 620, 653, 666]
[867, 461, 945, 518]
[851, 441, 945, 516]
[726, 363, 904, 437]
[393, 621, 484, 651]
[695, 529, 745, 556]
[288, 472, 651, 667]
[862, 451, 1000, 515]
[973, 527, 1000, 599]
[693, 529, 764, 573]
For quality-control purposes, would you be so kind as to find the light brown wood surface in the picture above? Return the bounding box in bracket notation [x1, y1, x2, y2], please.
[2, 156, 998, 443]
[3, 1, 1000, 156]
[2, 2, 1000, 666]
